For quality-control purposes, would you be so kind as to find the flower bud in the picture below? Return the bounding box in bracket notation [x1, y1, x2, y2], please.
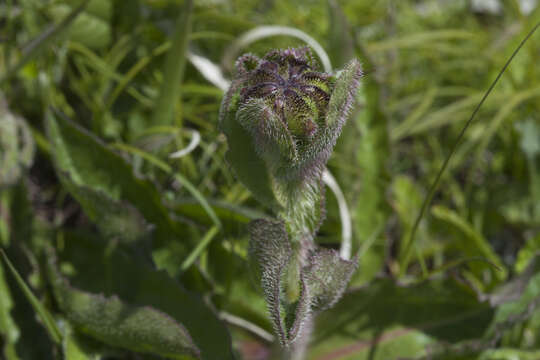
[220, 47, 362, 231]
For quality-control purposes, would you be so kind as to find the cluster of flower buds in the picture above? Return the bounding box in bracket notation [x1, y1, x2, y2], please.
[219, 47, 362, 349]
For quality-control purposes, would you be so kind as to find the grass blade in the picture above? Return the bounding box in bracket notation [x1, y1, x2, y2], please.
[0, 0, 89, 85]
[111, 142, 222, 229]
[151, 0, 194, 125]
[180, 226, 219, 272]
[0, 249, 62, 343]
[399, 21, 540, 276]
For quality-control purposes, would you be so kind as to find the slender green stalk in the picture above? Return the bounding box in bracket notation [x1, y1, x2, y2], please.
[110, 142, 221, 229]
[151, 0, 193, 126]
[180, 226, 219, 272]
[0, 249, 62, 343]
[399, 21, 540, 276]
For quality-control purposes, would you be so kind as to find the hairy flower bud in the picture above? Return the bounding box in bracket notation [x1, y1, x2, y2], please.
[221, 49, 363, 347]
[220, 47, 362, 233]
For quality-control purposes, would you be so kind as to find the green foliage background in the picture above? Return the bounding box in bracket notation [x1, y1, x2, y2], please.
[1, 0, 540, 359]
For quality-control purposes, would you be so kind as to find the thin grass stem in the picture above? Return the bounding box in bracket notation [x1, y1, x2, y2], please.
[400, 21, 540, 277]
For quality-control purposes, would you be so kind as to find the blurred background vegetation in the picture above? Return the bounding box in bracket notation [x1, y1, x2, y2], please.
[1, 0, 540, 359]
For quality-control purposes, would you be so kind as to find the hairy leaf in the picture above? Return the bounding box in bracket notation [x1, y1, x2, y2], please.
[303, 249, 357, 311]
[248, 218, 320, 347]
[47, 251, 200, 359]
[220, 82, 280, 210]
[249, 219, 293, 345]
[59, 173, 149, 243]
[45, 110, 183, 246]
[325, 59, 362, 129]
[236, 98, 298, 164]
[50, 231, 235, 359]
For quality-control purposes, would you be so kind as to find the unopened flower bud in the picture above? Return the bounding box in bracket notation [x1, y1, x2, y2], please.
[220, 47, 362, 232]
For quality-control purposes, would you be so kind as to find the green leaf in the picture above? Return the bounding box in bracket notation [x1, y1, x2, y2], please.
[173, 199, 266, 233]
[1, 185, 55, 358]
[0, 249, 62, 344]
[327, 0, 355, 68]
[236, 98, 298, 164]
[248, 219, 293, 345]
[392, 175, 428, 259]
[303, 249, 357, 311]
[60, 320, 103, 360]
[45, 110, 182, 246]
[59, 173, 149, 244]
[311, 278, 493, 359]
[325, 59, 362, 129]
[47, 1, 111, 49]
[83, 0, 112, 21]
[478, 348, 540, 360]
[486, 255, 540, 337]
[47, 253, 200, 359]
[110, 142, 222, 230]
[0, 0, 89, 85]
[311, 326, 433, 360]
[151, 0, 193, 125]
[349, 72, 388, 286]
[515, 233, 540, 273]
[220, 90, 280, 209]
[0, 261, 20, 360]
[0, 101, 35, 187]
[50, 231, 235, 360]
[516, 119, 540, 158]
[431, 205, 507, 282]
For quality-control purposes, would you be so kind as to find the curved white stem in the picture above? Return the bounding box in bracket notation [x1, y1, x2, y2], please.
[222, 26, 332, 73]
[187, 51, 230, 91]
[219, 311, 275, 343]
[322, 169, 352, 260]
[169, 129, 201, 159]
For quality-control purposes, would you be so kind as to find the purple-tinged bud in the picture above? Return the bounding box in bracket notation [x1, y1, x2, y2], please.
[220, 47, 363, 230]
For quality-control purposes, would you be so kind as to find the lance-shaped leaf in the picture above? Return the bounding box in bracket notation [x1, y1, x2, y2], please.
[219, 82, 281, 210]
[248, 219, 312, 346]
[0, 249, 62, 344]
[236, 98, 298, 165]
[47, 0, 111, 50]
[48, 231, 235, 359]
[303, 249, 358, 312]
[47, 254, 200, 359]
[285, 272, 312, 346]
[249, 219, 292, 345]
[45, 110, 183, 246]
[304, 59, 363, 176]
[59, 172, 149, 244]
[326, 59, 363, 129]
